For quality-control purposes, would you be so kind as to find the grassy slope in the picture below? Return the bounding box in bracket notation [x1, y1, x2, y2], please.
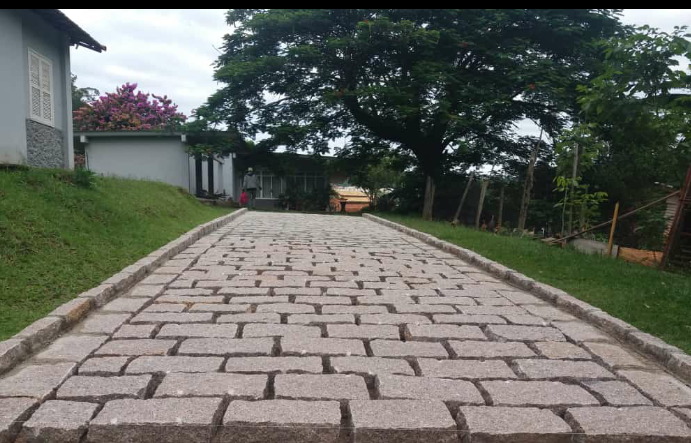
[377, 213, 691, 354]
[0, 168, 231, 339]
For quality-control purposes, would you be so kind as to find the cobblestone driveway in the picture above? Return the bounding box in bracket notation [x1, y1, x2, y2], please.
[1, 212, 691, 442]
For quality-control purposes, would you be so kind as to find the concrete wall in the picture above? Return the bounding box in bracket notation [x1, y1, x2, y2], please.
[0, 10, 72, 168]
[86, 136, 190, 189]
[570, 238, 619, 257]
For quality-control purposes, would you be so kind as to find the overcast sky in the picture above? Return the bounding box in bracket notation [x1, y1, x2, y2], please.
[63, 9, 691, 142]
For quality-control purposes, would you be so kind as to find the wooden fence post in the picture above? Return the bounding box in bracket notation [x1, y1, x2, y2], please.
[452, 173, 474, 225]
[607, 202, 620, 256]
[475, 179, 489, 229]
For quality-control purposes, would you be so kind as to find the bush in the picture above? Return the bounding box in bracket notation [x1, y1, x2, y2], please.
[54, 167, 96, 189]
[72, 167, 96, 188]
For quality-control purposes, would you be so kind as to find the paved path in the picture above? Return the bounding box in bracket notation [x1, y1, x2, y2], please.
[1, 212, 691, 442]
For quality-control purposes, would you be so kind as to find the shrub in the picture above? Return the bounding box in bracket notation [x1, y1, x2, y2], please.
[70, 167, 96, 188]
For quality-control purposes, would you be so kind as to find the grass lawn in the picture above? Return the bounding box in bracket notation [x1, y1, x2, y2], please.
[0, 168, 231, 340]
[376, 213, 691, 354]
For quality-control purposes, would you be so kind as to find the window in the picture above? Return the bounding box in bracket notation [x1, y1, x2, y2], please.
[28, 49, 53, 126]
[255, 171, 326, 199]
[256, 171, 278, 199]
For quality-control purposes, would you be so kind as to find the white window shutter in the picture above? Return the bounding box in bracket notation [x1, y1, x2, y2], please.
[28, 50, 54, 126]
[29, 53, 41, 119]
[40, 60, 52, 123]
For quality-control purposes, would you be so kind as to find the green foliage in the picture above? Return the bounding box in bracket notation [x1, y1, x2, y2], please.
[206, 9, 623, 216]
[0, 168, 231, 339]
[276, 185, 337, 212]
[71, 167, 97, 189]
[70, 74, 99, 114]
[553, 176, 608, 233]
[553, 124, 608, 233]
[348, 158, 401, 209]
[634, 206, 669, 251]
[576, 25, 691, 203]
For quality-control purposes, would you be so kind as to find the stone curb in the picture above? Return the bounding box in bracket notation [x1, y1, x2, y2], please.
[0, 208, 248, 376]
[363, 213, 691, 384]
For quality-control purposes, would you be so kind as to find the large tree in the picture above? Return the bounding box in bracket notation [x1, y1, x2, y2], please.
[207, 9, 623, 218]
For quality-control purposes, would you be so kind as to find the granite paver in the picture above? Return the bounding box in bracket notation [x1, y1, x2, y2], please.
[15, 400, 97, 443]
[4, 212, 691, 441]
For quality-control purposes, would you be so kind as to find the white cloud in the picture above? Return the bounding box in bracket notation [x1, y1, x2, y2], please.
[63, 8, 690, 137]
[63, 9, 228, 118]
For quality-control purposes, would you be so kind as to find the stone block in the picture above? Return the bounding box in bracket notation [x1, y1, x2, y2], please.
[274, 374, 369, 402]
[565, 406, 691, 442]
[157, 324, 238, 339]
[281, 337, 366, 357]
[481, 380, 599, 407]
[0, 363, 75, 400]
[376, 374, 484, 404]
[219, 400, 341, 443]
[418, 359, 516, 380]
[56, 375, 151, 402]
[225, 357, 323, 374]
[154, 373, 267, 399]
[177, 338, 273, 356]
[35, 335, 108, 362]
[95, 339, 176, 356]
[87, 398, 224, 443]
[349, 400, 457, 443]
[125, 356, 223, 374]
[457, 406, 572, 443]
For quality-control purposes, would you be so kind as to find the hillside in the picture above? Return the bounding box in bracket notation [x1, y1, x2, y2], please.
[0, 167, 231, 339]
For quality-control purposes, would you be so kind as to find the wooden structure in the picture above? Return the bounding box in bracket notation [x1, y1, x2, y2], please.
[660, 166, 691, 269]
[330, 187, 371, 213]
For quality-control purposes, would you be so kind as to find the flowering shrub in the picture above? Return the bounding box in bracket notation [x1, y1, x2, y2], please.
[73, 83, 186, 131]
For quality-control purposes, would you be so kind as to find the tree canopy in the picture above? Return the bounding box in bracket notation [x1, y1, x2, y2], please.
[576, 26, 691, 203]
[71, 74, 99, 115]
[206, 9, 625, 218]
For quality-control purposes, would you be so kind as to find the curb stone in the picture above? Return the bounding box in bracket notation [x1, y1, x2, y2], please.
[0, 208, 247, 376]
[363, 213, 691, 384]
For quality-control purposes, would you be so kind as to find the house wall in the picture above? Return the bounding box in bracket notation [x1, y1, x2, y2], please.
[0, 10, 72, 168]
[188, 154, 233, 197]
[0, 10, 28, 165]
[85, 137, 190, 189]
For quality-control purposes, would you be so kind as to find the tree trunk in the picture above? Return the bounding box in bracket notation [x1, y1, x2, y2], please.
[475, 179, 489, 229]
[497, 185, 505, 229]
[518, 128, 543, 231]
[452, 173, 474, 224]
[567, 144, 580, 235]
[422, 175, 436, 220]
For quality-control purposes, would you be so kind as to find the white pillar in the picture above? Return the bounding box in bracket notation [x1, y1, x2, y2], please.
[63, 40, 74, 169]
[217, 159, 224, 195]
[228, 153, 236, 200]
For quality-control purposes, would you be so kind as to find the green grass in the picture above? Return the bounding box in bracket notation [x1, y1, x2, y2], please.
[0, 168, 231, 340]
[376, 213, 691, 354]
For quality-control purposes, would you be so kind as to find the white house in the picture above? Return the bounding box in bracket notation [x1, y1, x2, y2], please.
[0, 9, 104, 168]
[77, 131, 237, 197]
[77, 131, 336, 209]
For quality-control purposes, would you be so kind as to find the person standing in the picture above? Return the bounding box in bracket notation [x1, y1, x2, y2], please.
[242, 167, 260, 210]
